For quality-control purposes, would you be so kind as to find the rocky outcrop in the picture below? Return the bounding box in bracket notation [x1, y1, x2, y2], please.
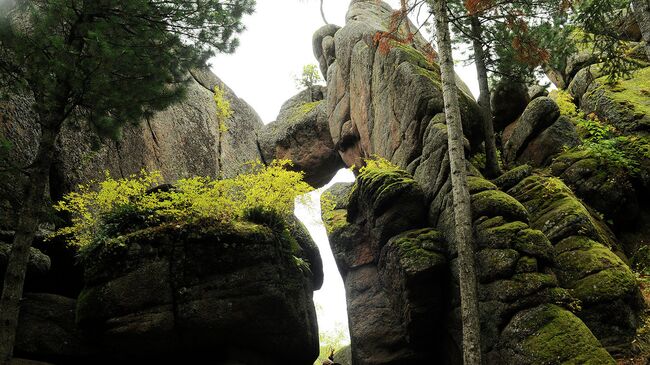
[502, 97, 561, 164]
[314, 0, 482, 172]
[313, 2, 628, 363]
[258, 86, 344, 188]
[508, 174, 644, 353]
[76, 218, 322, 364]
[466, 174, 613, 364]
[322, 170, 448, 365]
[0, 68, 264, 230]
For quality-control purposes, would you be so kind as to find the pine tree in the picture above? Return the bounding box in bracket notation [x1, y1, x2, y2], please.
[0, 1, 254, 362]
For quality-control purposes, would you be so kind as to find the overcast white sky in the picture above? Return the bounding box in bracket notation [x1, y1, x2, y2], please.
[210, 0, 480, 349]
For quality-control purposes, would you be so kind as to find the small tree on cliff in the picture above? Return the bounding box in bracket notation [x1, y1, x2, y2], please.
[0, 0, 254, 362]
[428, 0, 482, 363]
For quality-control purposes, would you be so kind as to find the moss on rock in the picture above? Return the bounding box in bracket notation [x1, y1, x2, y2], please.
[571, 266, 637, 305]
[471, 189, 529, 223]
[504, 304, 615, 364]
[467, 175, 497, 194]
[389, 228, 446, 275]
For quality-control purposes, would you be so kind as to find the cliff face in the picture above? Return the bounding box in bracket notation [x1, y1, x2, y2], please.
[312, 1, 648, 364]
[2, 0, 650, 364]
[0, 68, 264, 230]
[0, 68, 324, 364]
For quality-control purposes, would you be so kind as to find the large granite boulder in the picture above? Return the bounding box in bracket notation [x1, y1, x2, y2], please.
[491, 80, 530, 132]
[258, 86, 344, 188]
[0, 68, 263, 229]
[76, 218, 322, 364]
[314, 0, 483, 172]
[14, 294, 95, 364]
[502, 97, 561, 165]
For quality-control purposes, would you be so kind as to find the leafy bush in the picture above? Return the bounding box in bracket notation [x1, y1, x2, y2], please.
[53, 160, 313, 252]
[552, 89, 650, 175]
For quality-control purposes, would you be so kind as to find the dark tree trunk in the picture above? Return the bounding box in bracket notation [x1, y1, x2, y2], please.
[431, 0, 482, 364]
[0, 117, 62, 365]
[470, 15, 500, 178]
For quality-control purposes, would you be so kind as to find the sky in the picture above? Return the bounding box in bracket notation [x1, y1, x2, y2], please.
[210, 0, 481, 347]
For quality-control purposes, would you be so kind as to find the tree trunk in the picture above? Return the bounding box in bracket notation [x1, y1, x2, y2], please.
[431, 1, 482, 364]
[470, 15, 500, 178]
[319, 0, 329, 25]
[0, 119, 61, 365]
[632, 0, 650, 60]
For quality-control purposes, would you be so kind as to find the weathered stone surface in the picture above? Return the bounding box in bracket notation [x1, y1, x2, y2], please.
[258, 87, 344, 187]
[550, 150, 640, 229]
[313, 24, 341, 78]
[462, 176, 610, 362]
[516, 115, 581, 167]
[76, 220, 321, 364]
[0, 68, 263, 229]
[14, 293, 95, 363]
[493, 304, 614, 365]
[315, 0, 482, 175]
[491, 81, 530, 132]
[528, 85, 548, 100]
[580, 66, 650, 133]
[333, 345, 352, 365]
[503, 97, 560, 165]
[322, 167, 440, 365]
[508, 175, 643, 350]
[378, 229, 447, 351]
[493, 164, 532, 191]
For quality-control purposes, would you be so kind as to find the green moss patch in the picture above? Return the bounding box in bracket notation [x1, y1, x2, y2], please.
[471, 189, 529, 223]
[598, 67, 650, 120]
[390, 228, 446, 275]
[518, 304, 615, 364]
[571, 266, 637, 305]
[286, 100, 322, 124]
[467, 176, 497, 194]
[555, 238, 627, 284]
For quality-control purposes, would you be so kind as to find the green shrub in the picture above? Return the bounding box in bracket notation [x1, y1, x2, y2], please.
[552, 89, 650, 176]
[53, 160, 313, 253]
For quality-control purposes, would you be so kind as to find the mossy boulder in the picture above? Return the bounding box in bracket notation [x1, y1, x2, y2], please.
[581, 66, 650, 133]
[378, 228, 448, 352]
[471, 190, 529, 223]
[508, 174, 643, 351]
[549, 148, 641, 230]
[347, 165, 426, 251]
[76, 219, 321, 364]
[495, 304, 615, 364]
[493, 164, 532, 191]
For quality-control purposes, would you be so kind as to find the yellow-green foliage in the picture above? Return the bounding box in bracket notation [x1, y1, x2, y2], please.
[213, 84, 232, 132]
[320, 191, 347, 235]
[549, 89, 579, 117]
[53, 160, 313, 250]
[359, 155, 402, 175]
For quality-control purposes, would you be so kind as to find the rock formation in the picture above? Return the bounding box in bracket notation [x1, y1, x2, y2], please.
[1, 0, 649, 364]
[314, 1, 648, 364]
[0, 68, 264, 230]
